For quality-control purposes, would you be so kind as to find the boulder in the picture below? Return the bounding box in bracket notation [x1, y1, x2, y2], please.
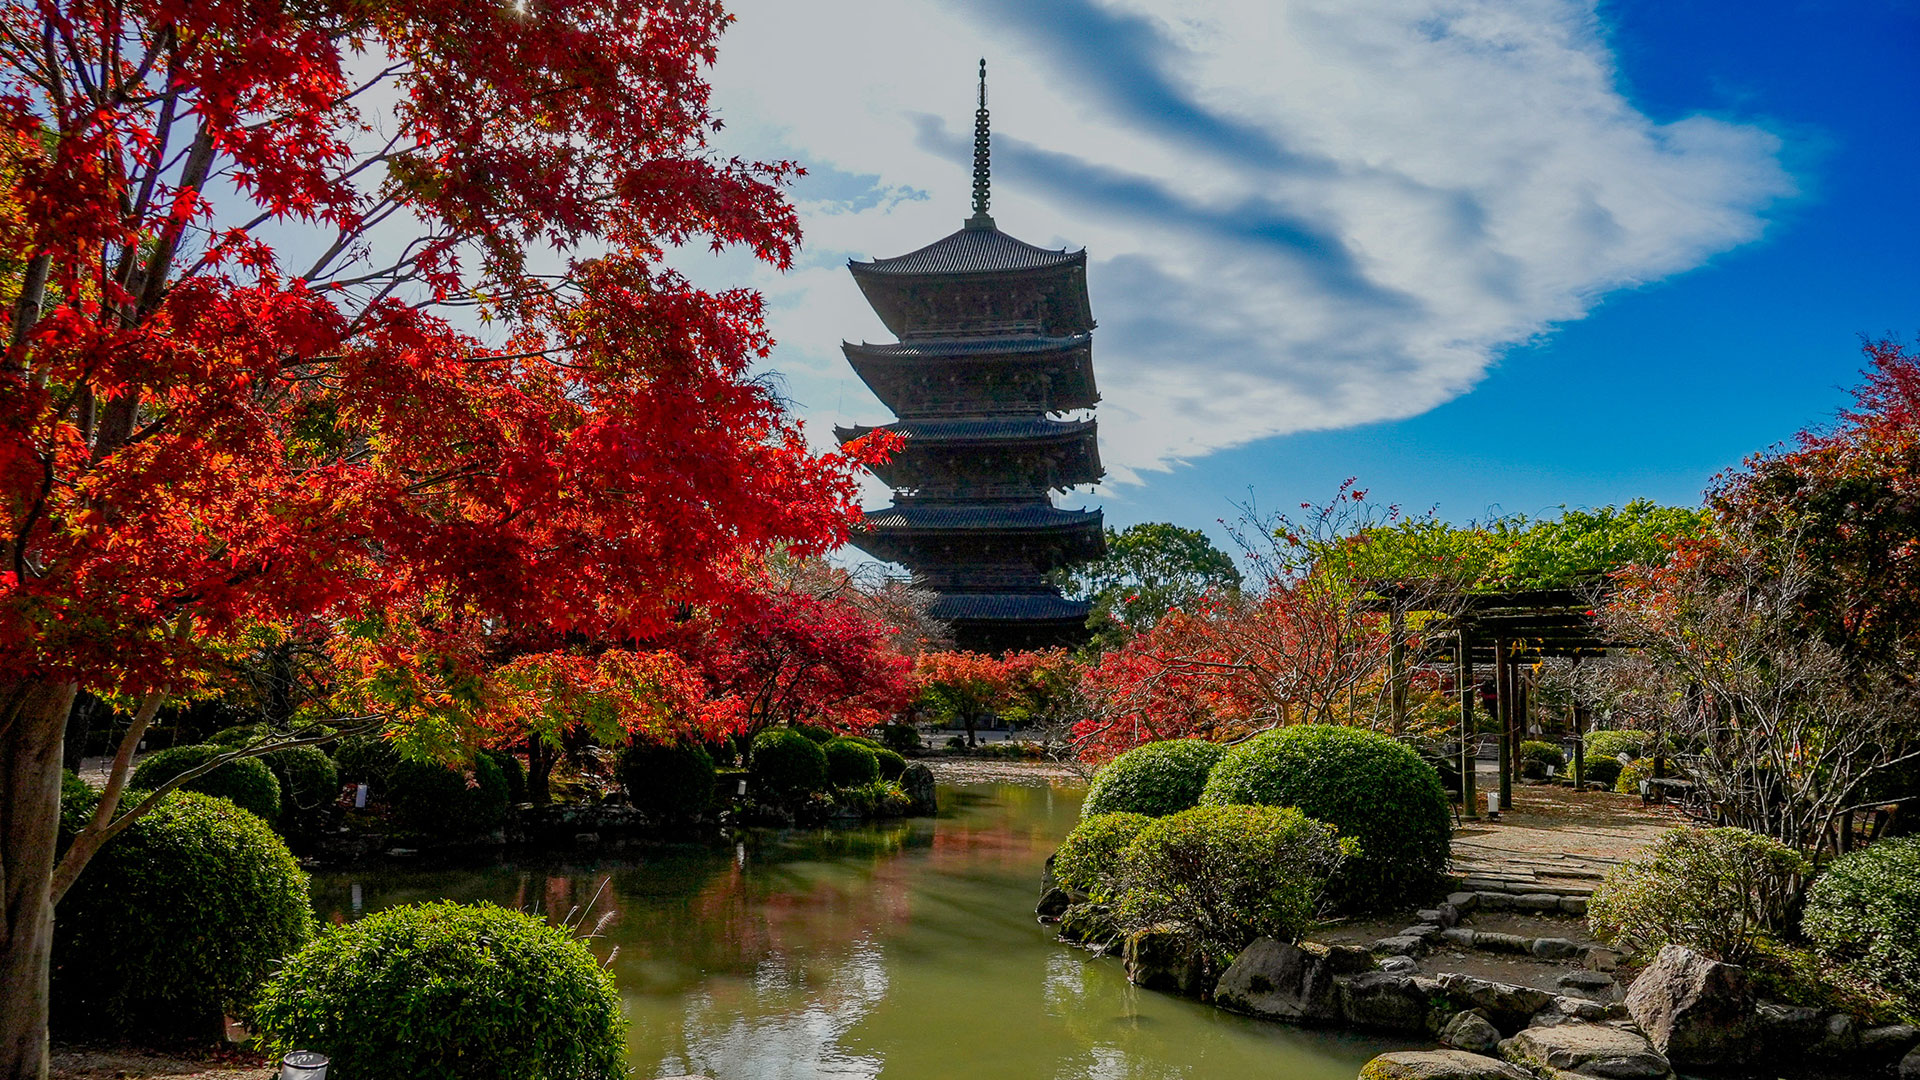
[1380, 955, 1419, 975]
[1432, 973, 1556, 1034]
[1514, 892, 1564, 913]
[1623, 944, 1754, 1067]
[1440, 927, 1476, 949]
[1035, 887, 1070, 921]
[1902, 1044, 1920, 1080]
[1057, 902, 1119, 953]
[1559, 895, 1589, 916]
[1373, 935, 1427, 957]
[1339, 972, 1434, 1033]
[1439, 1010, 1503, 1054]
[900, 764, 937, 815]
[1550, 996, 1607, 1022]
[1862, 1024, 1920, 1063]
[1530, 936, 1583, 961]
[1419, 907, 1460, 929]
[1123, 925, 1207, 996]
[1473, 932, 1532, 955]
[1447, 891, 1479, 911]
[1810, 1012, 1858, 1059]
[1499, 1022, 1672, 1079]
[1213, 938, 1345, 1023]
[1358, 1049, 1532, 1080]
[1401, 923, 1445, 942]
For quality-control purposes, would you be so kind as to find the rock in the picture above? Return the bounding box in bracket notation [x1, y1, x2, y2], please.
[1750, 1001, 1822, 1058]
[1440, 1010, 1504, 1054]
[1213, 938, 1345, 1023]
[1553, 996, 1608, 1021]
[1441, 927, 1476, 948]
[1557, 970, 1615, 994]
[1057, 902, 1119, 953]
[1340, 972, 1434, 1033]
[1500, 1022, 1672, 1079]
[1530, 936, 1583, 961]
[1862, 1024, 1920, 1062]
[1473, 932, 1532, 955]
[1123, 925, 1207, 996]
[1373, 935, 1427, 957]
[1584, 946, 1622, 972]
[1474, 891, 1511, 911]
[1560, 895, 1590, 916]
[1623, 943, 1755, 1067]
[1419, 907, 1459, 929]
[1515, 892, 1563, 913]
[900, 763, 937, 815]
[1401, 924, 1445, 942]
[1810, 1012, 1858, 1059]
[1035, 887, 1070, 921]
[1380, 955, 1419, 975]
[1432, 973, 1556, 1034]
[1357, 1049, 1533, 1080]
[1447, 891, 1478, 911]
[1901, 1044, 1920, 1079]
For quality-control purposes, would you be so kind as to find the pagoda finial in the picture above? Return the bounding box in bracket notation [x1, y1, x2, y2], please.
[966, 58, 994, 229]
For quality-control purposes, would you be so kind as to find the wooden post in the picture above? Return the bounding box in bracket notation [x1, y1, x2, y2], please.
[1494, 637, 1513, 812]
[1572, 701, 1588, 789]
[1389, 608, 1408, 735]
[1457, 628, 1477, 818]
[1512, 666, 1528, 784]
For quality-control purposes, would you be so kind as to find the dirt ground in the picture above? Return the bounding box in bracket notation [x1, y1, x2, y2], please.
[50, 1048, 273, 1080]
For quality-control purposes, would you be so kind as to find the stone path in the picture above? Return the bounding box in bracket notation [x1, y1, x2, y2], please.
[1448, 783, 1676, 896]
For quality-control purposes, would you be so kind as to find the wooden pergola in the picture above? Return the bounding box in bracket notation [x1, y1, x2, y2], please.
[1368, 584, 1624, 819]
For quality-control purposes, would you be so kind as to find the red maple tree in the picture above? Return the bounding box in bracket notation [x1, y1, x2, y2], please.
[0, 3, 882, 1069]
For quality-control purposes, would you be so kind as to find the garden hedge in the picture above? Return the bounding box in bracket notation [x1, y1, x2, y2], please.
[872, 746, 908, 781]
[1082, 738, 1227, 819]
[1582, 756, 1623, 789]
[265, 745, 339, 837]
[1201, 724, 1450, 911]
[1053, 812, 1152, 898]
[386, 753, 511, 838]
[1588, 826, 1808, 963]
[617, 740, 716, 820]
[1585, 729, 1654, 762]
[823, 737, 881, 789]
[750, 728, 830, 803]
[1115, 804, 1352, 973]
[253, 901, 625, 1080]
[879, 723, 922, 753]
[332, 734, 401, 794]
[1804, 837, 1920, 1008]
[53, 791, 312, 1040]
[129, 743, 282, 824]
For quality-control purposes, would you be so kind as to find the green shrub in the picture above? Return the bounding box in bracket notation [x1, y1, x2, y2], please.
[617, 741, 715, 820]
[750, 728, 829, 803]
[252, 901, 624, 1080]
[387, 754, 510, 838]
[1115, 804, 1353, 974]
[332, 734, 401, 794]
[61, 769, 93, 811]
[1082, 739, 1226, 819]
[823, 737, 881, 788]
[880, 723, 922, 753]
[836, 779, 914, 817]
[130, 744, 281, 824]
[265, 745, 339, 836]
[793, 723, 835, 744]
[1617, 757, 1656, 795]
[484, 748, 527, 804]
[53, 792, 312, 1040]
[1804, 837, 1920, 1008]
[1054, 812, 1152, 898]
[1201, 724, 1450, 910]
[1582, 756, 1623, 789]
[1586, 729, 1654, 762]
[1588, 826, 1809, 963]
[872, 746, 907, 781]
[1520, 740, 1565, 769]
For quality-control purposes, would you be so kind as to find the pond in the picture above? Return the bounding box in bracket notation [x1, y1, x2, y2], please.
[311, 779, 1409, 1080]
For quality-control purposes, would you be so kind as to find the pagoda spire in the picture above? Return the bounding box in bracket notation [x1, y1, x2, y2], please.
[966, 58, 994, 230]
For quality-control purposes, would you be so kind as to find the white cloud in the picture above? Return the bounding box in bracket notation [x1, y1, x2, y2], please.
[678, 0, 1791, 488]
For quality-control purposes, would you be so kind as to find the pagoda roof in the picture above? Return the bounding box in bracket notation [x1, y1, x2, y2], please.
[862, 502, 1100, 532]
[929, 592, 1092, 622]
[851, 225, 1084, 278]
[836, 417, 1095, 445]
[842, 333, 1091, 361]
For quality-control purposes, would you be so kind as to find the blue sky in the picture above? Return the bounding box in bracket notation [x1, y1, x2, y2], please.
[688, 0, 1918, 552]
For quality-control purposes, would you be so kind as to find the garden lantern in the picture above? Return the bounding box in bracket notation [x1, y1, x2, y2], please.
[1484, 791, 1500, 816]
[280, 1051, 328, 1080]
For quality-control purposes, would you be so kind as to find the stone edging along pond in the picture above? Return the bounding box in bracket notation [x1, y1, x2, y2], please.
[1037, 879, 1920, 1080]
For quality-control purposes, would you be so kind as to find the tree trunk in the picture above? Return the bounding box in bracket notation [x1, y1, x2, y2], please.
[1, 680, 77, 1080]
[526, 735, 553, 806]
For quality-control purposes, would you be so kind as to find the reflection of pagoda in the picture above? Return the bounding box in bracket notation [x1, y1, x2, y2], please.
[837, 61, 1105, 654]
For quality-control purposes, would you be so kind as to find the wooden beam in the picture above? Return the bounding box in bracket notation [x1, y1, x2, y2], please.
[1457, 627, 1477, 817]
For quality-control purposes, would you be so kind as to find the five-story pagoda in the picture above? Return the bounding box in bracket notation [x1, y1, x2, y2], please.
[837, 61, 1106, 653]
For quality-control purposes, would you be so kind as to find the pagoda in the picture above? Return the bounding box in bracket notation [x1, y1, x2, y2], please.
[836, 61, 1106, 653]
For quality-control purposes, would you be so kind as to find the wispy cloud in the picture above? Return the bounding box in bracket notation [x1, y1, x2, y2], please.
[684, 0, 1793, 486]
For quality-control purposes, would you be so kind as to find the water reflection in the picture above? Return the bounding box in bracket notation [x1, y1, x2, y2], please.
[312, 781, 1407, 1080]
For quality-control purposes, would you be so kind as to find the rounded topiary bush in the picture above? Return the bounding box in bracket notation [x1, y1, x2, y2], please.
[1582, 756, 1623, 789]
[1200, 725, 1450, 911]
[252, 901, 625, 1080]
[1115, 804, 1352, 974]
[872, 746, 908, 781]
[1586, 729, 1653, 762]
[1804, 837, 1920, 1006]
[386, 753, 510, 838]
[1082, 738, 1227, 819]
[751, 728, 829, 803]
[880, 723, 921, 753]
[1588, 826, 1808, 963]
[53, 791, 312, 1040]
[617, 740, 715, 819]
[265, 745, 339, 835]
[1520, 740, 1565, 774]
[1616, 757, 1656, 795]
[484, 748, 527, 804]
[1053, 811, 1152, 898]
[332, 733, 401, 795]
[823, 736, 881, 789]
[793, 723, 835, 744]
[130, 743, 282, 824]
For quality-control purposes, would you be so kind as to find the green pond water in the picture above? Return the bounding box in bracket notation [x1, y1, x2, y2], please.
[311, 780, 1410, 1080]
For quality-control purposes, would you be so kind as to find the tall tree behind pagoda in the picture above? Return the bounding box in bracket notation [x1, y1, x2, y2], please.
[0, 4, 882, 1074]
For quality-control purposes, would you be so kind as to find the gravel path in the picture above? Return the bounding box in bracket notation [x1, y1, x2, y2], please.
[51, 1048, 272, 1080]
[921, 756, 1091, 786]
